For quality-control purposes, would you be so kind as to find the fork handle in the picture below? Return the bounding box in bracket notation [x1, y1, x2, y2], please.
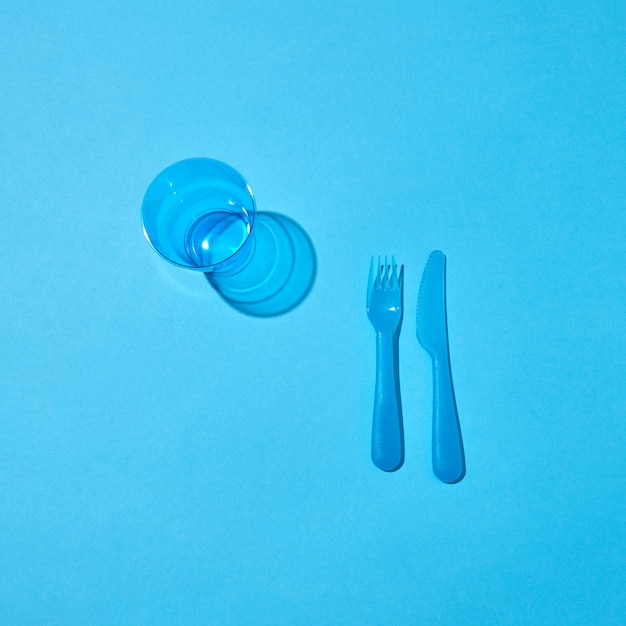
[431, 353, 465, 483]
[372, 332, 404, 472]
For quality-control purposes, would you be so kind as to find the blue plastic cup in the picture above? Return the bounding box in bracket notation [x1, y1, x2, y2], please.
[142, 158, 317, 316]
[141, 158, 256, 275]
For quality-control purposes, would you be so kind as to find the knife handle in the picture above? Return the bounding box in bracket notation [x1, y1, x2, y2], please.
[371, 332, 404, 472]
[431, 353, 465, 483]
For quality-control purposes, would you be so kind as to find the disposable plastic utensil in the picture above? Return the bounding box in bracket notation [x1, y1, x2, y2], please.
[417, 250, 465, 483]
[366, 256, 404, 472]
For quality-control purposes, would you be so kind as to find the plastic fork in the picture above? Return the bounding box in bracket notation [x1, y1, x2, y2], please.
[366, 256, 404, 472]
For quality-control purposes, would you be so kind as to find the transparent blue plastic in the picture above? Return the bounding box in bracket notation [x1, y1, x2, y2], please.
[141, 158, 316, 317]
[416, 250, 465, 484]
[366, 256, 404, 472]
[142, 158, 256, 275]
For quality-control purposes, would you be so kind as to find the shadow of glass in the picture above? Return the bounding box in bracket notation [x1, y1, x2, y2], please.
[205, 212, 317, 317]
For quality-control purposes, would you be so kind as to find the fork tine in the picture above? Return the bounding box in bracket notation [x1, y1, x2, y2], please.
[385, 255, 389, 290]
[371, 256, 404, 291]
[394, 256, 401, 290]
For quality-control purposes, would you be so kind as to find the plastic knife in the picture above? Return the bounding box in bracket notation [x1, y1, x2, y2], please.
[416, 250, 465, 483]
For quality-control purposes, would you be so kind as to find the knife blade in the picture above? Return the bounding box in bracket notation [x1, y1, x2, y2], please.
[417, 250, 465, 483]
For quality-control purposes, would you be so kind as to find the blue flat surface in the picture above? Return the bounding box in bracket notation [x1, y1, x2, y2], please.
[2, 1, 625, 624]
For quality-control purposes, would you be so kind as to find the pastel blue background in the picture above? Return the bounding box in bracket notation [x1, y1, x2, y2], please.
[2, 1, 625, 624]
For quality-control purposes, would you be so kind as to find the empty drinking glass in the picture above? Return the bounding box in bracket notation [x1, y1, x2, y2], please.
[141, 158, 256, 276]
